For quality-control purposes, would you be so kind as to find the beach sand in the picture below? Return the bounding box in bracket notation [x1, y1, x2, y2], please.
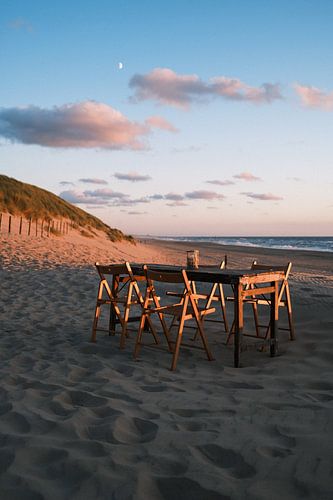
[0, 227, 333, 499]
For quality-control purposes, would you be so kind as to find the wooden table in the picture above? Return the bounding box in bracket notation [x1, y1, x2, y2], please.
[130, 264, 285, 367]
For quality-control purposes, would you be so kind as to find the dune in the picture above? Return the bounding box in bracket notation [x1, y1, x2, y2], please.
[0, 226, 333, 499]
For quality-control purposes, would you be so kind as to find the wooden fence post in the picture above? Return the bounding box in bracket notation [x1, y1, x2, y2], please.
[28, 218, 32, 236]
[0, 213, 2, 232]
[41, 219, 44, 237]
[8, 215, 12, 234]
[35, 219, 38, 236]
[19, 216, 23, 235]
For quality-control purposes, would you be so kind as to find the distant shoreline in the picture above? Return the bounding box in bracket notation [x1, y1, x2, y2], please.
[138, 237, 333, 274]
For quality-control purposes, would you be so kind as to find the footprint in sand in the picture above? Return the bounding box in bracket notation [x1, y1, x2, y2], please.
[257, 445, 292, 458]
[195, 444, 256, 479]
[113, 416, 158, 444]
[1, 411, 31, 433]
[61, 390, 108, 408]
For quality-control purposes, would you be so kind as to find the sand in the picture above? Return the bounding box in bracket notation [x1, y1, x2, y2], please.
[0, 227, 333, 499]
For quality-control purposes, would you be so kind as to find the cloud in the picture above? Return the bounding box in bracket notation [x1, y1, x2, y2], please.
[127, 211, 148, 215]
[149, 194, 164, 200]
[145, 115, 178, 132]
[114, 171, 151, 182]
[233, 172, 262, 182]
[59, 190, 107, 205]
[294, 83, 333, 110]
[0, 101, 174, 150]
[185, 190, 225, 200]
[241, 192, 283, 201]
[84, 188, 128, 199]
[60, 188, 129, 206]
[59, 181, 75, 186]
[129, 68, 282, 108]
[166, 201, 189, 207]
[79, 178, 108, 185]
[206, 179, 235, 186]
[164, 192, 185, 201]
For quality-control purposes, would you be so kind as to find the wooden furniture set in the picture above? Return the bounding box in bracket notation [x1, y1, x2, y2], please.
[91, 260, 295, 369]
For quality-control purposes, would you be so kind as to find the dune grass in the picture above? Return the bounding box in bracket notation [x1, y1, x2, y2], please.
[0, 174, 134, 242]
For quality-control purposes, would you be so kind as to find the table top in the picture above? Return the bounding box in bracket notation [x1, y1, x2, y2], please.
[130, 263, 285, 285]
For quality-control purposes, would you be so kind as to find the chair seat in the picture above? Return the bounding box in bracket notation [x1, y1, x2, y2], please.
[146, 303, 215, 319]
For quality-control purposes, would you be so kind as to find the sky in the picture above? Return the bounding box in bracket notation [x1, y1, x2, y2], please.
[1, 0, 332, 236]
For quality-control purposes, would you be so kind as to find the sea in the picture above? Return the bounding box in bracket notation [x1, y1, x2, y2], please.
[152, 236, 333, 253]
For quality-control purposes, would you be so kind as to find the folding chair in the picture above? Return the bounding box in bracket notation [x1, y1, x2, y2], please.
[226, 261, 295, 344]
[91, 262, 158, 349]
[134, 266, 215, 371]
[167, 259, 229, 334]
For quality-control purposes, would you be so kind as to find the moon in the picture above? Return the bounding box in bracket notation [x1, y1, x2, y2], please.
[118, 62, 123, 70]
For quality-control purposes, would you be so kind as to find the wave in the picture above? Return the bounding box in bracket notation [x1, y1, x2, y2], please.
[152, 236, 333, 253]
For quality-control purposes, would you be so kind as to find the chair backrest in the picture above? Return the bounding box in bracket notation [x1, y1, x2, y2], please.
[144, 266, 187, 284]
[95, 261, 136, 281]
[251, 261, 292, 303]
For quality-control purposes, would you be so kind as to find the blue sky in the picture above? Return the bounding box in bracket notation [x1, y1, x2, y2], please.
[1, 0, 332, 235]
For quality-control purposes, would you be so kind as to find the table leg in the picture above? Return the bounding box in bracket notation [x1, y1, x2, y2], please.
[234, 283, 243, 367]
[270, 280, 279, 356]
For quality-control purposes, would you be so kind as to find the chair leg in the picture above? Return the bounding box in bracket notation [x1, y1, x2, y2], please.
[218, 284, 229, 333]
[190, 295, 214, 362]
[226, 319, 235, 345]
[91, 302, 101, 342]
[120, 284, 133, 349]
[252, 301, 261, 337]
[285, 284, 295, 340]
[171, 315, 186, 371]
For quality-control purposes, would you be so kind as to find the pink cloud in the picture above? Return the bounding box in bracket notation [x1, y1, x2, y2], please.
[164, 193, 185, 201]
[79, 178, 108, 185]
[0, 101, 175, 150]
[241, 192, 283, 201]
[114, 172, 151, 182]
[294, 83, 333, 110]
[145, 115, 178, 132]
[129, 68, 282, 108]
[206, 179, 235, 186]
[185, 190, 225, 200]
[233, 172, 262, 182]
[166, 201, 189, 207]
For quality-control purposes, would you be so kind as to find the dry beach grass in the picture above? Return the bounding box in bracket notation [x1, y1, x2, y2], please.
[0, 228, 333, 499]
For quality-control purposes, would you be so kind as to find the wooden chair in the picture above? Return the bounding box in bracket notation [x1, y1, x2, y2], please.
[91, 262, 157, 349]
[167, 259, 229, 335]
[226, 261, 295, 344]
[134, 266, 215, 370]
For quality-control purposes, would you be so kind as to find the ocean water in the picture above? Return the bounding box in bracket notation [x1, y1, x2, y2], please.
[154, 236, 333, 253]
